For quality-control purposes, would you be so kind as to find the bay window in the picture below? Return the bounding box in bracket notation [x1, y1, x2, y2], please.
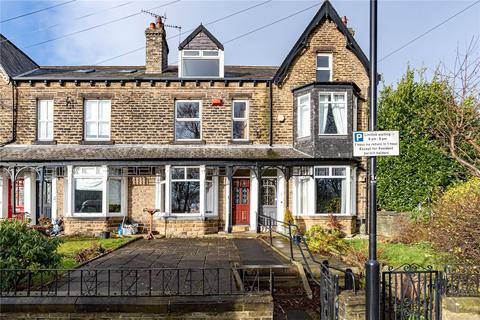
[314, 167, 347, 214]
[108, 179, 122, 213]
[319, 92, 347, 135]
[37, 100, 54, 141]
[155, 166, 218, 217]
[74, 167, 103, 213]
[297, 93, 311, 138]
[171, 167, 201, 214]
[84, 100, 111, 140]
[175, 101, 201, 140]
[295, 166, 355, 215]
[70, 166, 126, 216]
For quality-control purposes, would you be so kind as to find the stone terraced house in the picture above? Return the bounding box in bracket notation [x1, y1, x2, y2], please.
[0, 1, 369, 236]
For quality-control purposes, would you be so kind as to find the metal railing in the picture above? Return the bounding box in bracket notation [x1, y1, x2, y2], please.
[258, 214, 357, 293]
[0, 266, 281, 297]
[444, 265, 480, 297]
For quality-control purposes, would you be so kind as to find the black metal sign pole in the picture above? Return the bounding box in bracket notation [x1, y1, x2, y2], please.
[366, 0, 380, 319]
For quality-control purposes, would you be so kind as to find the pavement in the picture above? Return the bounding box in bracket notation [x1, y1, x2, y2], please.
[5, 237, 289, 297]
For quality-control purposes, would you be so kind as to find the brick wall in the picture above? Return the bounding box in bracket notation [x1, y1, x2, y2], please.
[0, 78, 13, 144]
[295, 216, 357, 236]
[8, 81, 270, 145]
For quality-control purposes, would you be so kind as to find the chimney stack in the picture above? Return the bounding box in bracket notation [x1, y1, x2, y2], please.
[145, 16, 169, 74]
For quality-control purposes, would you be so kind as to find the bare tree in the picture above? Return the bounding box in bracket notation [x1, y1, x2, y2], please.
[434, 37, 480, 177]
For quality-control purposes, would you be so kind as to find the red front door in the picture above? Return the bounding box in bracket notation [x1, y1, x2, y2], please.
[7, 178, 25, 220]
[232, 179, 250, 225]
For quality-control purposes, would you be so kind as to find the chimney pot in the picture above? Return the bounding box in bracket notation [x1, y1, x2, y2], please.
[156, 16, 162, 28]
[341, 16, 348, 25]
[149, 22, 155, 29]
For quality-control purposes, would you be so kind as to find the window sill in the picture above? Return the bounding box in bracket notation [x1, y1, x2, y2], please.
[154, 214, 218, 221]
[294, 214, 355, 217]
[229, 139, 252, 145]
[34, 140, 57, 145]
[79, 140, 115, 145]
[317, 134, 348, 138]
[171, 140, 206, 145]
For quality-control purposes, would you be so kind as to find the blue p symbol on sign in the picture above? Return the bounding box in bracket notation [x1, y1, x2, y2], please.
[354, 132, 364, 142]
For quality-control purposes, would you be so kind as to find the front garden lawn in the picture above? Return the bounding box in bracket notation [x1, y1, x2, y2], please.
[347, 239, 441, 268]
[58, 236, 134, 269]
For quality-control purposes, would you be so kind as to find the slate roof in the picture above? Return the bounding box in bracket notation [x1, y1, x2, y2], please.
[0, 144, 312, 163]
[178, 24, 224, 50]
[13, 65, 278, 81]
[0, 34, 38, 78]
[274, 0, 369, 84]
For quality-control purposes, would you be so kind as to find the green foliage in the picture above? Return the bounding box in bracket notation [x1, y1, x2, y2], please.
[304, 225, 348, 255]
[0, 219, 62, 290]
[377, 70, 463, 211]
[428, 177, 480, 265]
[0, 219, 62, 270]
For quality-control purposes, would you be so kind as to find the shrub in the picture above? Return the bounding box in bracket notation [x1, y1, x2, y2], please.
[428, 178, 480, 264]
[0, 219, 62, 290]
[378, 70, 463, 211]
[305, 225, 348, 256]
[390, 215, 428, 245]
[0, 219, 62, 270]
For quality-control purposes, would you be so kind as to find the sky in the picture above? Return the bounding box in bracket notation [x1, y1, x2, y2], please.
[0, 0, 479, 86]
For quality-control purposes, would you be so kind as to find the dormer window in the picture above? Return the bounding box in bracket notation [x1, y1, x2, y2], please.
[180, 49, 222, 77]
[178, 24, 225, 78]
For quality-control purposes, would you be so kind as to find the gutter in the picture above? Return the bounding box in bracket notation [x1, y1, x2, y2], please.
[268, 80, 273, 147]
[0, 81, 16, 147]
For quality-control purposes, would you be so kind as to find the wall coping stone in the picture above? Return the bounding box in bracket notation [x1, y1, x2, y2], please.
[0, 294, 273, 314]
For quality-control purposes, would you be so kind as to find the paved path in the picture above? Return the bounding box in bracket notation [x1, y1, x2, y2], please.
[13, 237, 289, 297]
[85, 238, 241, 269]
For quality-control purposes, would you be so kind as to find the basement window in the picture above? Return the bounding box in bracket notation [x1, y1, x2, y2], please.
[180, 50, 223, 78]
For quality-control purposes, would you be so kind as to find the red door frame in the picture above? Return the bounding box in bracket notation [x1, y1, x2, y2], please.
[7, 178, 25, 220]
[232, 178, 250, 225]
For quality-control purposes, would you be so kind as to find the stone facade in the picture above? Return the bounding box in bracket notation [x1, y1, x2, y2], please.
[10, 81, 271, 145]
[63, 217, 123, 235]
[295, 215, 357, 236]
[0, 1, 369, 236]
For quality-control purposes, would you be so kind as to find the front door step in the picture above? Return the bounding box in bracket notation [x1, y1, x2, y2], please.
[232, 225, 250, 232]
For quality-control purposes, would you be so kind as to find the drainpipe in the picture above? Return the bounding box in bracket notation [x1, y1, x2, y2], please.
[268, 80, 273, 147]
[0, 81, 17, 147]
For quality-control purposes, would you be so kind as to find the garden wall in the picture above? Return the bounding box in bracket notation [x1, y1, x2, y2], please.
[0, 294, 273, 320]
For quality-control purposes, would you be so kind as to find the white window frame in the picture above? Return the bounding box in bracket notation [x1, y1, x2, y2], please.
[155, 165, 218, 218]
[37, 100, 54, 141]
[175, 100, 202, 141]
[84, 100, 111, 141]
[294, 165, 355, 216]
[178, 49, 225, 78]
[316, 53, 332, 81]
[232, 100, 249, 141]
[297, 93, 311, 138]
[68, 166, 126, 218]
[318, 92, 348, 136]
[170, 166, 202, 216]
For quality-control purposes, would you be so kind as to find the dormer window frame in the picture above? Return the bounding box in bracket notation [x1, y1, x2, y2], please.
[178, 49, 224, 78]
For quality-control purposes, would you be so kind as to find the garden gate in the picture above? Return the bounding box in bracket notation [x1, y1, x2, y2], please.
[381, 264, 442, 320]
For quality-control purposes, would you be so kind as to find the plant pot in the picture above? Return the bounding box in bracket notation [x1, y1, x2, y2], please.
[100, 231, 110, 239]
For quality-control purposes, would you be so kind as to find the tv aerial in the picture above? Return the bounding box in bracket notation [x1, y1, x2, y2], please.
[141, 9, 182, 44]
